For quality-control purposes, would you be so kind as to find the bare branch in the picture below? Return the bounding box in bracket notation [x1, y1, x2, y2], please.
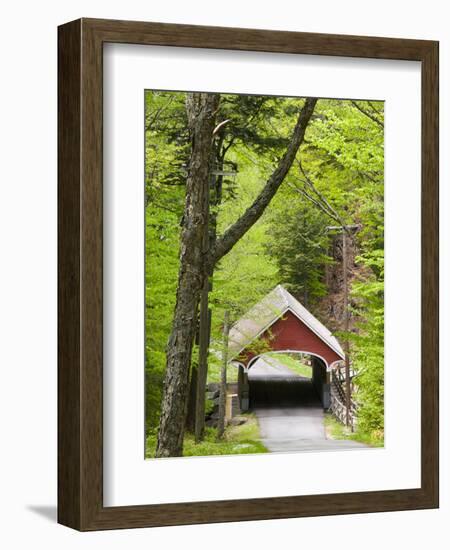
[297, 161, 348, 229]
[145, 96, 175, 131]
[289, 162, 358, 243]
[350, 100, 384, 129]
[287, 182, 338, 222]
[213, 119, 231, 136]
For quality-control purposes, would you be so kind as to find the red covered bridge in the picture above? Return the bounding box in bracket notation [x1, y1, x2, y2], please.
[228, 285, 345, 411]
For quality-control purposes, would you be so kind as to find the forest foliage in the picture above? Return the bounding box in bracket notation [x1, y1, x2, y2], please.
[145, 91, 384, 442]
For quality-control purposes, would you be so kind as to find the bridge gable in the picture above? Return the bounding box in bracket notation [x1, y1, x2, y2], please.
[228, 285, 344, 369]
[238, 310, 342, 369]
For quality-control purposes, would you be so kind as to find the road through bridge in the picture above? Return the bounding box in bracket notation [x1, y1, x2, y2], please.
[248, 356, 367, 453]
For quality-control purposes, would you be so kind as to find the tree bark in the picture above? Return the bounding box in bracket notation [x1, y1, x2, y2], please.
[217, 310, 230, 439]
[194, 125, 229, 442]
[185, 362, 197, 432]
[156, 92, 220, 458]
[194, 287, 210, 442]
[209, 97, 318, 268]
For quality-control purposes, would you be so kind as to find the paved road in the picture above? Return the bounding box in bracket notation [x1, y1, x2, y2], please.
[248, 357, 368, 453]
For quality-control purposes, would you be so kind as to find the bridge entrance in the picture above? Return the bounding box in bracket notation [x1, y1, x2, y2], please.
[237, 353, 330, 411]
[228, 285, 345, 413]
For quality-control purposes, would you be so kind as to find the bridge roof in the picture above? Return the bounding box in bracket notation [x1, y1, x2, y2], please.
[228, 284, 345, 360]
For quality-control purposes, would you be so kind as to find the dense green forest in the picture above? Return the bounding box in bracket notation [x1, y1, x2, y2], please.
[145, 91, 384, 449]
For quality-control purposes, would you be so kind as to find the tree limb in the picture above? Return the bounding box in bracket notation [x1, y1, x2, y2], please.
[350, 100, 384, 129]
[297, 161, 349, 229]
[287, 182, 336, 221]
[213, 119, 231, 136]
[209, 97, 318, 268]
[288, 161, 360, 244]
[145, 96, 175, 131]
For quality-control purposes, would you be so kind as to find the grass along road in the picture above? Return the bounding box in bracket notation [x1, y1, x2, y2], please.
[324, 413, 384, 447]
[146, 413, 268, 458]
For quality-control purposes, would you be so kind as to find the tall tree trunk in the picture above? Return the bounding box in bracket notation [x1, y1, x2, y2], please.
[194, 286, 210, 442]
[156, 92, 220, 458]
[217, 310, 230, 439]
[185, 362, 197, 432]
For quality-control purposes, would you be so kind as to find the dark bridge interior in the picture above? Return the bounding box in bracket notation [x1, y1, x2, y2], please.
[249, 375, 322, 409]
[237, 355, 330, 412]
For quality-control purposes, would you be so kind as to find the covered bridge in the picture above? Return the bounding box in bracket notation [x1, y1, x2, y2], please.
[228, 285, 345, 411]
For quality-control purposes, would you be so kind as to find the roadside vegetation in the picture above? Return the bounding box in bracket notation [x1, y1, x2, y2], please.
[145, 414, 267, 458]
[324, 413, 384, 447]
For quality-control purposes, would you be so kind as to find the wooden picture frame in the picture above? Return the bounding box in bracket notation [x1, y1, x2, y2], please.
[58, 18, 439, 531]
